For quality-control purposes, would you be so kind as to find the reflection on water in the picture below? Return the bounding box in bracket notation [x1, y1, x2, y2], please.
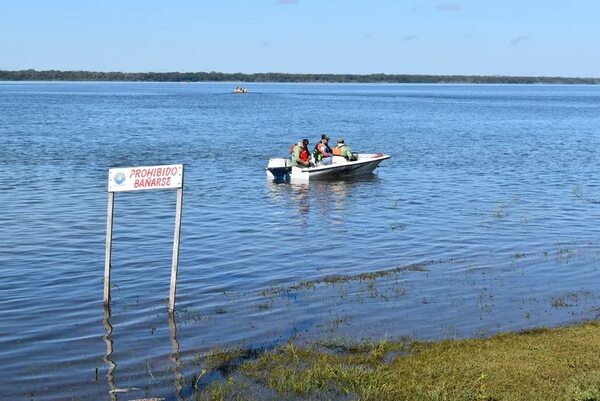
[266, 175, 382, 223]
[102, 306, 118, 401]
[168, 312, 184, 401]
[102, 305, 183, 401]
[266, 181, 309, 211]
[293, 184, 311, 216]
[266, 181, 311, 231]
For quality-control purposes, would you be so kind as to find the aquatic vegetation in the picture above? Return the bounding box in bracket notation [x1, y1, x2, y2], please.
[477, 288, 495, 314]
[552, 296, 572, 308]
[392, 286, 407, 297]
[492, 204, 509, 219]
[420, 297, 436, 304]
[259, 287, 287, 297]
[289, 280, 316, 291]
[257, 261, 439, 299]
[206, 348, 250, 375]
[551, 291, 594, 309]
[390, 223, 405, 230]
[174, 308, 205, 324]
[555, 247, 579, 261]
[325, 316, 352, 332]
[256, 302, 272, 311]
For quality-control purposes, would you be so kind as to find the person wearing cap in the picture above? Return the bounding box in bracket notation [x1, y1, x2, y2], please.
[332, 137, 358, 161]
[312, 134, 333, 165]
[291, 138, 312, 167]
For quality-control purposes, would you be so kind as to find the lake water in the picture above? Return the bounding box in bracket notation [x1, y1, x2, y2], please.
[1, 82, 600, 400]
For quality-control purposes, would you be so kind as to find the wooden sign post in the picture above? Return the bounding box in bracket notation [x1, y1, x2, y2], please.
[104, 164, 184, 312]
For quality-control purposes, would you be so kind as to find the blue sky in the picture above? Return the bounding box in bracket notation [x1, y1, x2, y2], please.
[1, 0, 599, 77]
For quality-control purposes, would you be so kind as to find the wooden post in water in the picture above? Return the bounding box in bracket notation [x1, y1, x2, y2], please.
[169, 184, 184, 312]
[104, 191, 115, 305]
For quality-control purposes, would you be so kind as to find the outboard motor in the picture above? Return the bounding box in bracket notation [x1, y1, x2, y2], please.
[266, 158, 292, 181]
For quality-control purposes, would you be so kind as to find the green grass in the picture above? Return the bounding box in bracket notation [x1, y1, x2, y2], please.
[195, 321, 600, 401]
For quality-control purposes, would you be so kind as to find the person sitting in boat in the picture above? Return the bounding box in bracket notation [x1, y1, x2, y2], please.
[291, 138, 312, 167]
[333, 137, 358, 161]
[313, 134, 333, 165]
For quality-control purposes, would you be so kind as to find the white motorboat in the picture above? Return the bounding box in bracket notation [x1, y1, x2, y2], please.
[266, 153, 391, 182]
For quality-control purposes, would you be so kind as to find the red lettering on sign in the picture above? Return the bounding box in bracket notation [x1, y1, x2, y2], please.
[134, 177, 174, 188]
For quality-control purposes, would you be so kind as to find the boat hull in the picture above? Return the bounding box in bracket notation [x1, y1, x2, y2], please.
[266, 154, 390, 182]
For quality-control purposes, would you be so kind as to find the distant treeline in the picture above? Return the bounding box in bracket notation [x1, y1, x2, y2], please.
[1, 69, 599, 84]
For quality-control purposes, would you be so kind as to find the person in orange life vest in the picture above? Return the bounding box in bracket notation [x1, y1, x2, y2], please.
[332, 137, 358, 161]
[291, 138, 312, 167]
[313, 134, 333, 165]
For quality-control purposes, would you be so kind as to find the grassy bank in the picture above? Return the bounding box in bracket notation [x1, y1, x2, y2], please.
[195, 321, 600, 401]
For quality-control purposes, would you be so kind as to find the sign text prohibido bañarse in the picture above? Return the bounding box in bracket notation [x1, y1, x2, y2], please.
[105, 163, 184, 313]
[108, 164, 183, 192]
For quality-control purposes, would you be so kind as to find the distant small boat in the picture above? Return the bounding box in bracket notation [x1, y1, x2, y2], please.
[234, 86, 248, 93]
[266, 153, 391, 182]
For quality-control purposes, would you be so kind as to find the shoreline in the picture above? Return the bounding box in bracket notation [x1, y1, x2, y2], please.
[1, 70, 599, 84]
[191, 320, 600, 400]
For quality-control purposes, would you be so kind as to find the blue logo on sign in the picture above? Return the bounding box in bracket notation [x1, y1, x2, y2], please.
[114, 172, 126, 185]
